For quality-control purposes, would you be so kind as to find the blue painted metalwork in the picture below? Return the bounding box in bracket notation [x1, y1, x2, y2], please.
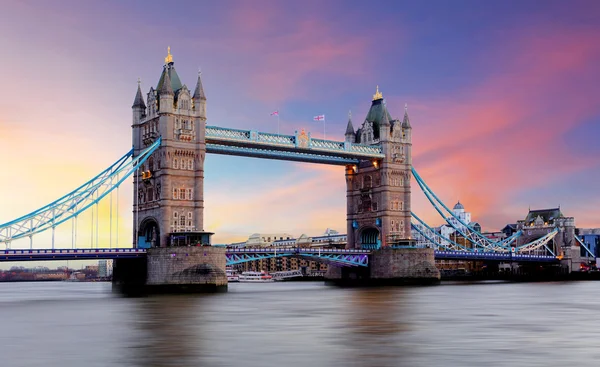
[575, 236, 595, 258]
[411, 213, 472, 252]
[0, 248, 147, 262]
[434, 250, 559, 263]
[225, 247, 370, 267]
[0, 138, 162, 245]
[206, 144, 362, 166]
[205, 125, 384, 164]
[412, 168, 500, 250]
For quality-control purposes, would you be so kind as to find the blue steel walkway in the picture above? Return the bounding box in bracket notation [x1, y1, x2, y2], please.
[0, 248, 560, 264]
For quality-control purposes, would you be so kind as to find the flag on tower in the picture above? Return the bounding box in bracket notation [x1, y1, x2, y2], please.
[270, 110, 279, 116]
[313, 114, 325, 121]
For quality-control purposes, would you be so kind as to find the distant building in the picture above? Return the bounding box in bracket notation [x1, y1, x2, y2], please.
[501, 224, 518, 238]
[516, 207, 576, 258]
[246, 233, 295, 247]
[98, 260, 113, 278]
[438, 201, 481, 248]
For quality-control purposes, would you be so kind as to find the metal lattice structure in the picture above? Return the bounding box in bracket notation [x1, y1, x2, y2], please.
[205, 126, 383, 165]
[0, 138, 161, 248]
[225, 248, 370, 267]
[411, 168, 561, 257]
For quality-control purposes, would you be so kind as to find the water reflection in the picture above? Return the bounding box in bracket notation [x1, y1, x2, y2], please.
[2, 282, 600, 367]
[340, 287, 413, 367]
[129, 295, 207, 367]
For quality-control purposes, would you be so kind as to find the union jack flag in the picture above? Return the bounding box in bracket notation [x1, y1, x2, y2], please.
[313, 114, 325, 121]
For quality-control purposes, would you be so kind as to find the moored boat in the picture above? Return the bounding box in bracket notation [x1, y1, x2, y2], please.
[238, 271, 274, 283]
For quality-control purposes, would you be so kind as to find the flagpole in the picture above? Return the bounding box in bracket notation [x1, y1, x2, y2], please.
[323, 117, 326, 140]
[277, 108, 280, 135]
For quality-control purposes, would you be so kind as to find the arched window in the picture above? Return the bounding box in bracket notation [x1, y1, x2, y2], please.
[179, 188, 185, 200]
[147, 187, 154, 202]
[187, 159, 193, 170]
[400, 201, 404, 211]
[173, 188, 178, 200]
[179, 215, 186, 227]
[173, 159, 178, 169]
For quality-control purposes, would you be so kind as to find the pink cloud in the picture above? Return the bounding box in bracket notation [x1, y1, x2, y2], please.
[400, 27, 600, 229]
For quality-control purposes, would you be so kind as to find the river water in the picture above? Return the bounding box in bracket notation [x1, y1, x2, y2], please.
[0, 281, 599, 367]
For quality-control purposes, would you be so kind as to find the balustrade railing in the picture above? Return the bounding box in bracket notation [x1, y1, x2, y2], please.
[206, 125, 384, 157]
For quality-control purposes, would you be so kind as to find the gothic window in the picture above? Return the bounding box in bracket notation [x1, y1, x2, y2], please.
[179, 215, 186, 227]
[174, 212, 178, 219]
[147, 187, 154, 202]
[173, 159, 178, 169]
[173, 188, 178, 200]
[361, 194, 372, 212]
[367, 132, 372, 142]
[400, 201, 404, 211]
[188, 212, 192, 219]
[372, 201, 378, 211]
[176, 119, 180, 130]
[148, 157, 154, 171]
[399, 177, 404, 186]
[187, 159, 193, 170]
[179, 188, 185, 200]
[364, 175, 372, 189]
[186, 188, 193, 200]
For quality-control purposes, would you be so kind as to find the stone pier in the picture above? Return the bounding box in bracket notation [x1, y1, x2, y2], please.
[113, 246, 227, 295]
[326, 248, 440, 286]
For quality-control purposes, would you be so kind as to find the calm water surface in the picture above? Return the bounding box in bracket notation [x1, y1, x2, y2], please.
[0, 281, 599, 367]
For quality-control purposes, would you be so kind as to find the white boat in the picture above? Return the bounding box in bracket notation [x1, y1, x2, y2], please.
[226, 268, 239, 282]
[238, 271, 274, 283]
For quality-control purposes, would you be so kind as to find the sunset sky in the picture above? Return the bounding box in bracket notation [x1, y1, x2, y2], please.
[1, 0, 599, 251]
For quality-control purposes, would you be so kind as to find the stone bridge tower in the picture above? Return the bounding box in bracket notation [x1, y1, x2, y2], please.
[131, 48, 211, 248]
[344, 87, 413, 249]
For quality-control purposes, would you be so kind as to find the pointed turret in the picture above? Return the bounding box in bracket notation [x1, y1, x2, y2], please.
[193, 70, 207, 120]
[345, 110, 355, 142]
[132, 80, 146, 107]
[158, 65, 174, 96]
[401, 103, 411, 128]
[193, 69, 206, 101]
[363, 86, 393, 140]
[158, 61, 174, 113]
[132, 79, 146, 125]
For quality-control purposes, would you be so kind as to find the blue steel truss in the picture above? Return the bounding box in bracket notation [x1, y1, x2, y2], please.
[0, 248, 147, 262]
[0, 139, 161, 246]
[225, 248, 370, 267]
[434, 251, 559, 263]
[205, 126, 384, 164]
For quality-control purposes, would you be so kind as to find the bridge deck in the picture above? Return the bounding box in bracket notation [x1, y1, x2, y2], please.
[205, 126, 384, 165]
[0, 248, 559, 263]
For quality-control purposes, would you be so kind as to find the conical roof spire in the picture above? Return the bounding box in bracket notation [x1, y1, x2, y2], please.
[132, 78, 146, 108]
[158, 65, 174, 96]
[193, 69, 206, 100]
[345, 110, 355, 135]
[401, 103, 411, 128]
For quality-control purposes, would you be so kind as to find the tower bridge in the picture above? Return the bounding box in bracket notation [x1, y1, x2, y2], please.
[0, 48, 588, 292]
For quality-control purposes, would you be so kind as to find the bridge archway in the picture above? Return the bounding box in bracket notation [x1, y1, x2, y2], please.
[359, 227, 380, 250]
[138, 217, 160, 248]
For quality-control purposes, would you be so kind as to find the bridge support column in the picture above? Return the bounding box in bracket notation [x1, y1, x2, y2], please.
[326, 247, 440, 285]
[113, 247, 227, 295]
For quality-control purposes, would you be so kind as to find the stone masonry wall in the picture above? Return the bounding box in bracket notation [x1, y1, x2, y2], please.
[370, 248, 440, 280]
[147, 247, 227, 286]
